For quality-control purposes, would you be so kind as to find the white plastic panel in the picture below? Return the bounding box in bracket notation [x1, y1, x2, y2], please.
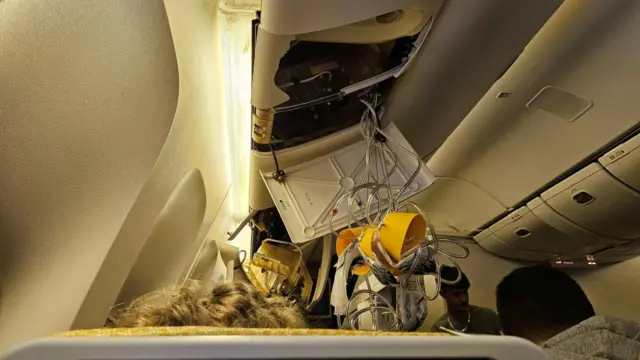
[597, 243, 640, 256]
[261, 123, 435, 243]
[597, 253, 640, 264]
[422, 0, 640, 236]
[0, 335, 550, 360]
[553, 243, 640, 266]
[260, 0, 431, 35]
[488, 206, 589, 254]
[557, 243, 618, 262]
[599, 133, 640, 192]
[541, 163, 640, 240]
[0, 0, 178, 351]
[474, 229, 556, 262]
[485, 197, 635, 265]
[527, 197, 622, 254]
[415, 177, 507, 237]
[387, 0, 563, 158]
[590, 242, 640, 264]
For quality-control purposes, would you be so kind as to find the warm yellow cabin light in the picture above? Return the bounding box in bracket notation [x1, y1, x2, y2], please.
[218, 0, 258, 255]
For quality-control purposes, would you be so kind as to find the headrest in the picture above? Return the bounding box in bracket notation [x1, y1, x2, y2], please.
[56, 327, 448, 338]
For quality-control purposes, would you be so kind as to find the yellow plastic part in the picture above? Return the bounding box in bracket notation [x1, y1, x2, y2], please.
[378, 212, 426, 262]
[362, 227, 402, 276]
[335, 213, 426, 276]
[252, 108, 275, 144]
[337, 227, 371, 275]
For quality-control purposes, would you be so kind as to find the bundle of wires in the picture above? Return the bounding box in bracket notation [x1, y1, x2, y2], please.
[330, 92, 469, 331]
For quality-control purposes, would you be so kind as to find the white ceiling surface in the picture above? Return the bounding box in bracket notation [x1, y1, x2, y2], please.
[0, 0, 178, 352]
[386, 0, 563, 159]
[419, 0, 640, 236]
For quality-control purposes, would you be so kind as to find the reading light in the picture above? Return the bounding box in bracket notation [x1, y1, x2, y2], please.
[218, 0, 258, 255]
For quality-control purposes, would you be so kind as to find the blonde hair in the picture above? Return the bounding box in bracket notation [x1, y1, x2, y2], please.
[110, 281, 307, 329]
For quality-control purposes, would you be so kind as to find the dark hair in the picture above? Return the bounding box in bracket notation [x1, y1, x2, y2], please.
[439, 265, 470, 291]
[496, 265, 594, 342]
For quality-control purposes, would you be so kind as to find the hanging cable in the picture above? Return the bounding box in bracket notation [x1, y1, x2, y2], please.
[330, 95, 469, 331]
[269, 143, 286, 183]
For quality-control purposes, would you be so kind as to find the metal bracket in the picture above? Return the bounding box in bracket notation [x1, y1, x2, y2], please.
[227, 209, 259, 241]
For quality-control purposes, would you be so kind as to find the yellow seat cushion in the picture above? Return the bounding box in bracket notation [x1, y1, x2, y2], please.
[56, 327, 448, 337]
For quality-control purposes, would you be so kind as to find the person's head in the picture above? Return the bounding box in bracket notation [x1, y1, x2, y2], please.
[496, 265, 594, 343]
[439, 265, 471, 314]
[110, 280, 307, 329]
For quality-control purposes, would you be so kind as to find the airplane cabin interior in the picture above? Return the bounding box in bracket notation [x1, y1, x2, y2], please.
[1, 0, 640, 359]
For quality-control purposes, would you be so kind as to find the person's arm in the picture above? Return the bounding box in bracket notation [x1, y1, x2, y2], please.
[430, 316, 446, 333]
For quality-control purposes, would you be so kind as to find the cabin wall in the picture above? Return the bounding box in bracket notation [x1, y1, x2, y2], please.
[420, 243, 640, 331]
[0, 0, 238, 354]
[0, 0, 178, 353]
[72, 0, 230, 330]
[569, 258, 640, 324]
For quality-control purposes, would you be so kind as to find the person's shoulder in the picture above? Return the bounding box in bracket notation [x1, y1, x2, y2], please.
[471, 305, 497, 314]
[470, 306, 502, 334]
[430, 313, 448, 331]
[471, 305, 499, 318]
[433, 313, 448, 325]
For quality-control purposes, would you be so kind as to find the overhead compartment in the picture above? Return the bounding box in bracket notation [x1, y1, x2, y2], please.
[420, 0, 640, 237]
[474, 229, 556, 262]
[540, 163, 640, 241]
[527, 197, 623, 256]
[250, 0, 445, 210]
[475, 185, 639, 265]
[599, 133, 640, 192]
[486, 206, 591, 254]
[590, 242, 640, 264]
